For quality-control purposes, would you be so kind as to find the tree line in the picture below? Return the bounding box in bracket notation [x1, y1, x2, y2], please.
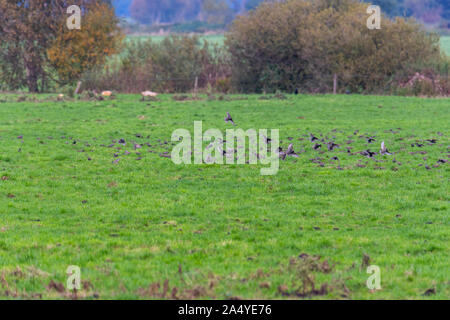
[84, 0, 450, 96]
[127, 0, 268, 25]
[0, 0, 449, 95]
[0, 0, 122, 93]
[117, 0, 450, 28]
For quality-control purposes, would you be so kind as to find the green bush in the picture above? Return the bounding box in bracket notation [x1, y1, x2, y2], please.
[225, 0, 448, 94]
[83, 35, 230, 93]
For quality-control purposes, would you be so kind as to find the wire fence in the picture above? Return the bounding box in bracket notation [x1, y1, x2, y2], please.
[75, 72, 450, 96]
[1, 72, 450, 95]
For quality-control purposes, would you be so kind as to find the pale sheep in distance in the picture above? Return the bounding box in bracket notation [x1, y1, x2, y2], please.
[141, 91, 158, 101]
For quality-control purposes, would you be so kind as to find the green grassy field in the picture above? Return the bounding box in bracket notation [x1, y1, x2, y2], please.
[441, 36, 450, 56]
[0, 93, 448, 299]
[127, 34, 225, 46]
[128, 34, 450, 56]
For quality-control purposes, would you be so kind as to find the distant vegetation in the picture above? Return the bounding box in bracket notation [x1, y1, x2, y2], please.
[127, 33, 450, 56]
[83, 35, 230, 93]
[83, 0, 450, 96]
[1, 0, 449, 95]
[131, 34, 450, 57]
[114, 0, 450, 34]
[0, 1, 122, 93]
[441, 36, 450, 55]
[226, 0, 450, 94]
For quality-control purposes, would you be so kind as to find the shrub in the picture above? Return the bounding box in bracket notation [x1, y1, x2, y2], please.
[0, 1, 122, 93]
[83, 35, 231, 93]
[225, 0, 448, 94]
[215, 77, 232, 93]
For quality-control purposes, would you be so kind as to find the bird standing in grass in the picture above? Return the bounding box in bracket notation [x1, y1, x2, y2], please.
[380, 141, 392, 155]
[286, 144, 299, 158]
[327, 141, 340, 151]
[278, 147, 287, 160]
[309, 133, 319, 142]
[224, 112, 235, 125]
[361, 149, 377, 158]
[261, 134, 271, 144]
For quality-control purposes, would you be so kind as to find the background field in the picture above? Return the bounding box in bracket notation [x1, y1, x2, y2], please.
[128, 34, 450, 56]
[441, 36, 450, 56]
[127, 34, 225, 46]
[0, 94, 448, 299]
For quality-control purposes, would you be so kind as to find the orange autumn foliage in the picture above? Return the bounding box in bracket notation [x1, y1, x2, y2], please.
[47, 2, 123, 83]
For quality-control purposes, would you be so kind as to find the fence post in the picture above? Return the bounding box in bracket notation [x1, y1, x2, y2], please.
[75, 81, 82, 95]
[194, 76, 198, 96]
[333, 74, 337, 95]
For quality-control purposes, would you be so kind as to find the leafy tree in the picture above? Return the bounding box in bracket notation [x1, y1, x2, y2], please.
[83, 35, 230, 93]
[202, 0, 234, 24]
[0, 0, 121, 92]
[47, 2, 123, 84]
[130, 0, 202, 24]
[111, 0, 450, 26]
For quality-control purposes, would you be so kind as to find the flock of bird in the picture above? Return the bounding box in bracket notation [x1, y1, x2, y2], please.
[11, 110, 447, 171]
[221, 112, 448, 170]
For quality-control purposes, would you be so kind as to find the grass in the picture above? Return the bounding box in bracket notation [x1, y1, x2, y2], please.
[127, 34, 450, 56]
[127, 34, 225, 46]
[0, 93, 448, 300]
[441, 36, 450, 56]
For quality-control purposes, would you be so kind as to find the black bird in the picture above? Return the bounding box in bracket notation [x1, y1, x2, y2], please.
[278, 147, 287, 160]
[224, 112, 235, 125]
[366, 136, 376, 144]
[261, 134, 272, 144]
[415, 143, 424, 147]
[294, 88, 299, 95]
[313, 143, 321, 150]
[309, 133, 319, 142]
[361, 150, 377, 158]
[327, 142, 340, 151]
